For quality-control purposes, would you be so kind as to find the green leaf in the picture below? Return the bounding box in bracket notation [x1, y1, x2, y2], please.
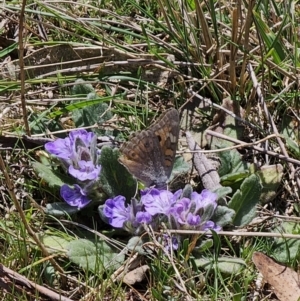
[181, 184, 193, 199]
[38, 233, 70, 253]
[285, 137, 300, 158]
[126, 236, 147, 255]
[218, 149, 249, 177]
[72, 92, 113, 136]
[45, 202, 79, 216]
[213, 186, 232, 199]
[185, 239, 214, 258]
[207, 101, 246, 159]
[228, 174, 261, 227]
[201, 203, 217, 223]
[43, 264, 57, 287]
[256, 164, 283, 204]
[272, 222, 300, 262]
[211, 205, 235, 227]
[169, 156, 191, 181]
[67, 239, 124, 273]
[253, 11, 286, 64]
[71, 79, 95, 95]
[99, 146, 136, 199]
[32, 161, 71, 188]
[49, 94, 120, 118]
[29, 112, 64, 135]
[195, 257, 246, 275]
[0, 42, 18, 58]
[280, 114, 300, 158]
[197, 239, 213, 252]
[220, 170, 250, 186]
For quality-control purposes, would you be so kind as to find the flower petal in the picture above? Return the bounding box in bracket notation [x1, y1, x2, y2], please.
[136, 211, 152, 224]
[142, 188, 176, 215]
[60, 184, 91, 209]
[103, 196, 130, 228]
[69, 160, 101, 181]
[45, 138, 72, 161]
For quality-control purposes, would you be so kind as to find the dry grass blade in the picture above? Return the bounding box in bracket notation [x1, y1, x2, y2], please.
[195, 0, 213, 53]
[18, 0, 30, 135]
[229, 7, 238, 93]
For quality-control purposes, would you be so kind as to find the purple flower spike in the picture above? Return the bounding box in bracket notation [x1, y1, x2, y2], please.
[69, 160, 101, 181]
[191, 189, 218, 213]
[69, 129, 95, 147]
[141, 188, 179, 216]
[169, 198, 201, 227]
[166, 188, 221, 231]
[100, 187, 221, 236]
[60, 184, 91, 209]
[45, 130, 101, 182]
[103, 196, 131, 228]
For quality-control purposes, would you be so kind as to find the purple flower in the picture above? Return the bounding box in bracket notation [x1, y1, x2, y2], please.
[201, 221, 222, 232]
[141, 188, 181, 216]
[45, 129, 101, 182]
[103, 196, 131, 228]
[169, 198, 201, 227]
[167, 189, 220, 231]
[190, 189, 218, 213]
[45, 138, 72, 165]
[136, 211, 152, 224]
[69, 129, 95, 147]
[60, 184, 91, 209]
[186, 213, 201, 226]
[69, 160, 101, 181]
[161, 234, 179, 251]
[102, 195, 155, 232]
[100, 188, 221, 235]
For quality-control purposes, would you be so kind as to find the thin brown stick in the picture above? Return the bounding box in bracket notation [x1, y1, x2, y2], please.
[0, 264, 73, 301]
[168, 230, 300, 239]
[205, 130, 300, 166]
[230, 7, 238, 93]
[239, 0, 255, 95]
[19, 0, 30, 135]
[187, 89, 260, 131]
[183, 134, 281, 154]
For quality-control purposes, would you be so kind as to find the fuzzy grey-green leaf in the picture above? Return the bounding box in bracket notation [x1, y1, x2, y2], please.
[45, 202, 79, 216]
[228, 174, 261, 227]
[99, 146, 136, 199]
[32, 161, 71, 188]
[68, 239, 124, 273]
[196, 257, 246, 275]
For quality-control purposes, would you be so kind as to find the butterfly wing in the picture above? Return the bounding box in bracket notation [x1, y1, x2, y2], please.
[119, 129, 163, 187]
[149, 108, 180, 181]
[119, 108, 180, 188]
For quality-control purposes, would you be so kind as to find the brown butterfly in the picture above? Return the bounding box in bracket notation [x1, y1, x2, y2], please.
[118, 109, 180, 189]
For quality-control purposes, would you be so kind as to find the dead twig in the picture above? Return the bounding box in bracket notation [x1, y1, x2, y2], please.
[205, 129, 300, 167]
[0, 264, 73, 301]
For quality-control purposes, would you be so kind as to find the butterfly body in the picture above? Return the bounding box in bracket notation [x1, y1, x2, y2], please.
[119, 109, 180, 189]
